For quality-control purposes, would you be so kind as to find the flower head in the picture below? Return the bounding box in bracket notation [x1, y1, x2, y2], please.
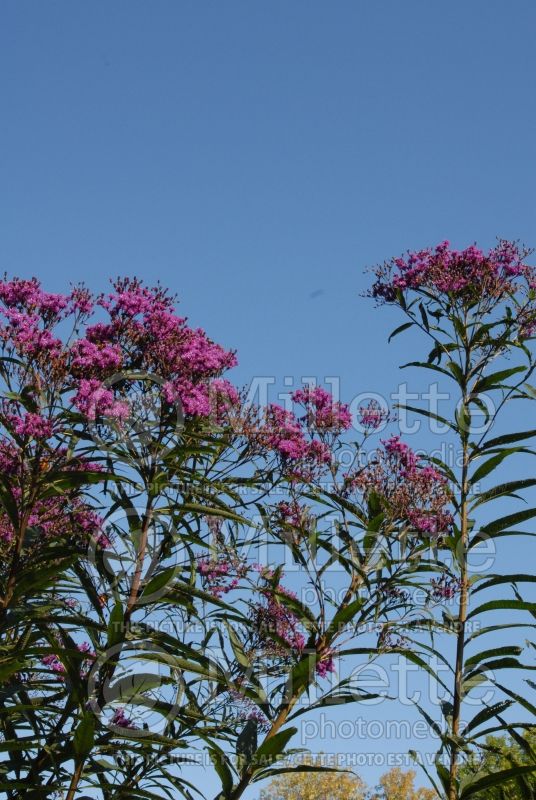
[370, 240, 536, 332]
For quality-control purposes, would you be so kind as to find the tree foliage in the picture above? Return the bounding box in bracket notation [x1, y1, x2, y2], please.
[458, 731, 536, 799]
[259, 763, 435, 800]
[259, 755, 366, 800]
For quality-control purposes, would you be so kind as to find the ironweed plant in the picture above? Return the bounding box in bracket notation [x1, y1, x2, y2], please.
[0, 247, 534, 800]
[370, 239, 536, 798]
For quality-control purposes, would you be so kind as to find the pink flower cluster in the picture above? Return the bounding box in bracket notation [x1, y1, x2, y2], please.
[244, 386, 354, 481]
[0, 439, 20, 474]
[254, 404, 332, 475]
[70, 338, 123, 374]
[249, 572, 335, 679]
[344, 435, 453, 536]
[81, 277, 238, 419]
[359, 399, 389, 430]
[382, 435, 419, 470]
[0, 278, 70, 318]
[111, 707, 138, 730]
[0, 309, 63, 360]
[7, 412, 53, 439]
[277, 500, 308, 528]
[0, 275, 241, 430]
[0, 279, 94, 368]
[0, 444, 107, 551]
[207, 378, 242, 423]
[251, 582, 306, 658]
[316, 651, 336, 678]
[73, 378, 130, 422]
[229, 691, 271, 732]
[430, 574, 461, 601]
[197, 554, 248, 598]
[0, 493, 105, 545]
[41, 641, 96, 679]
[371, 240, 536, 312]
[293, 386, 352, 433]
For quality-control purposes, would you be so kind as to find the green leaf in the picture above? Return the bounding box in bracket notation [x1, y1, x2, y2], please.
[447, 360, 465, 385]
[470, 449, 522, 486]
[330, 598, 364, 633]
[180, 503, 248, 525]
[455, 402, 471, 434]
[226, 623, 251, 669]
[465, 657, 529, 681]
[251, 765, 346, 783]
[419, 302, 430, 332]
[286, 653, 316, 697]
[467, 599, 536, 620]
[111, 672, 170, 703]
[0, 657, 25, 682]
[460, 765, 536, 798]
[472, 573, 536, 594]
[254, 727, 297, 764]
[73, 712, 95, 758]
[471, 479, 536, 509]
[400, 361, 452, 379]
[236, 719, 258, 766]
[395, 404, 454, 432]
[209, 745, 235, 798]
[472, 366, 527, 395]
[476, 509, 536, 539]
[466, 622, 536, 644]
[287, 689, 383, 720]
[388, 321, 413, 342]
[494, 682, 536, 717]
[140, 567, 177, 601]
[107, 601, 124, 648]
[463, 700, 513, 735]
[476, 429, 536, 453]
[465, 646, 522, 669]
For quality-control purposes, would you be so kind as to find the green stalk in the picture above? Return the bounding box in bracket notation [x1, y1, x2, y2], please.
[448, 319, 471, 800]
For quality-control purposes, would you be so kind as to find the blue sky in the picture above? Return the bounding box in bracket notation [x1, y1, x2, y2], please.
[2, 1, 536, 795]
[2, 0, 536, 396]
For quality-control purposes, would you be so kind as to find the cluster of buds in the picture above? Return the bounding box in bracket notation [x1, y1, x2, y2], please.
[430, 574, 461, 601]
[344, 436, 453, 537]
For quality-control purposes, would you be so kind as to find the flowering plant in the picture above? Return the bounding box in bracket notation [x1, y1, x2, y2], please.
[0, 276, 428, 800]
[370, 240, 536, 799]
[0, 252, 533, 800]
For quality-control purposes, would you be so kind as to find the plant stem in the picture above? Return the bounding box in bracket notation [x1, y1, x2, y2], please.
[448, 333, 471, 800]
[449, 443, 469, 800]
[65, 760, 84, 800]
[125, 503, 154, 621]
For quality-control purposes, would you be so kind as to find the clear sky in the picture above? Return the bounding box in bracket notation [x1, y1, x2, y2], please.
[2, 1, 536, 796]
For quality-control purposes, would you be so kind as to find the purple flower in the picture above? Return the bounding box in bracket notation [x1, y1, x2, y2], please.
[370, 240, 536, 322]
[111, 707, 138, 730]
[73, 379, 130, 421]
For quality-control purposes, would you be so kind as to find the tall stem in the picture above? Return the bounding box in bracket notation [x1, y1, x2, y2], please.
[125, 503, 154, 622]
[448, 332, 471, 800]
[449, 440, 469, 800]
[65, 761, 84, 800]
